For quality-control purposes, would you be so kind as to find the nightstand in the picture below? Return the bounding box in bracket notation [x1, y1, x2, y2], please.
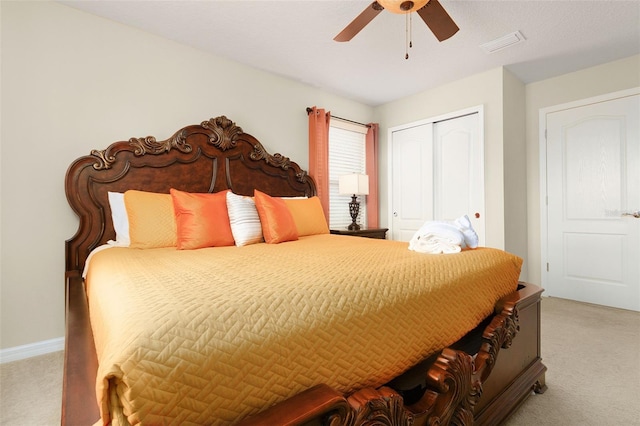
[330, 228, 388, 239]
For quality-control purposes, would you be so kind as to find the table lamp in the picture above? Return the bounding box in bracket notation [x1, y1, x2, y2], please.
[338, 174, 369, 230]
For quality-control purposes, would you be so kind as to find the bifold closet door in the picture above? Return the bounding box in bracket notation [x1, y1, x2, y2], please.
[391, 112, 484, 243]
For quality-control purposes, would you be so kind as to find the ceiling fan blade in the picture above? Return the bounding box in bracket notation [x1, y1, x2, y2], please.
[334, 1, 384, 42]
[416, 0, 459, 42]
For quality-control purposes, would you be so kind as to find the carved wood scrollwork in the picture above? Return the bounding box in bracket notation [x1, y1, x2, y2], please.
[423, 349, 481, 426]
[250, 143, 311, 184]
[491, 308, 519, 350]
[475, 307, 520, 383]
[250, 143, 291, 169]
[129, 129, 191, 156]
[296, 170, 310, 184]
[202, 115, 243, 151]
[90, 149, 116, 170]
[328, 387, 414, 426]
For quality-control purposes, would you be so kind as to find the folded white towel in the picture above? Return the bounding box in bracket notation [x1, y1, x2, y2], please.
[408, 215, 479, 254]
[409, 222, 464, 254]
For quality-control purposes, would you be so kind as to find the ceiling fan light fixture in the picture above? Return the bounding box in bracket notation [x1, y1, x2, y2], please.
[377, 0, 430, 14]
[334, 0, 457, 43]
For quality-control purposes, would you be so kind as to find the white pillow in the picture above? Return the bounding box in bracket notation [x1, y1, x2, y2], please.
[107, 191, 130, 247]
[226, 192, 264, 246]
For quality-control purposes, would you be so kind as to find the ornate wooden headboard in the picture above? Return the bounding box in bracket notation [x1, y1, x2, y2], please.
[65, 115, 316, 276]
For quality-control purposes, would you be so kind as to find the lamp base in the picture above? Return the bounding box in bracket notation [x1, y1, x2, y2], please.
[348, 195, 361, 231]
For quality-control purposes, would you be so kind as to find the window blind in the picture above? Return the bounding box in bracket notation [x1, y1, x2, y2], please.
[328, 120, 367, 229]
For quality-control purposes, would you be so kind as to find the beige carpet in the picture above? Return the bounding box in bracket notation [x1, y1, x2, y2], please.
[504, 297, 640, 425]
[0, 297, 638, 425]
[0, 350, 63, 425]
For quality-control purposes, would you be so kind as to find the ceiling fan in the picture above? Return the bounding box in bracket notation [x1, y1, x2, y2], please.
[334, 0, 459, 43]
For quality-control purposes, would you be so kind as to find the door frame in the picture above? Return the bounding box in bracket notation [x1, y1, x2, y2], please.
[538, 87, 640, 293]
[387, 105, 485, 240]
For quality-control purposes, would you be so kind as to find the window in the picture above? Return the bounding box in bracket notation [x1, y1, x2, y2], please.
[328, 119, 368, 229]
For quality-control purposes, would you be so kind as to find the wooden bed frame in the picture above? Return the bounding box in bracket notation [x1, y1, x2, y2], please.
[63, 115, 546, 425]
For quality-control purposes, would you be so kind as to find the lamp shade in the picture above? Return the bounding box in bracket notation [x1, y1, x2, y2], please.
[339, 174, 369, 195]
[377, 0, 429, 14]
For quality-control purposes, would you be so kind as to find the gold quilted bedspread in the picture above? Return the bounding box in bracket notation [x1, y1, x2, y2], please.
[85, 234, 522, 425]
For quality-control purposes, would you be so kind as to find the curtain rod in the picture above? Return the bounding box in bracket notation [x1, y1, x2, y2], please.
[306, 107, 371, 128]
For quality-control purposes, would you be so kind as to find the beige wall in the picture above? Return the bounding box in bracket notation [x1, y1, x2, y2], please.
[525, 55, 640, 287]
[0, 1, 373, 350]
[374, 68, 509, 250]
[502, 68, 527, 278]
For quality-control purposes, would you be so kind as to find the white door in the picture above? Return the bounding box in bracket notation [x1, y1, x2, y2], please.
[545, 93, 640, 311]
[433, 113, 485, 242]
[390, 111, 485, 243]
[391, 123, 433, 241]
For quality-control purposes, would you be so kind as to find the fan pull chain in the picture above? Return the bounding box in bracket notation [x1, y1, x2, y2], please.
[405, 13, 413, 60]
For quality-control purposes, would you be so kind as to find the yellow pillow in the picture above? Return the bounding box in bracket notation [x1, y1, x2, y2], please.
[124, 190, 177, 249]
[253, 190, 298, 244]
[282, 196, 329, 236]
[170, 189, 235, 250]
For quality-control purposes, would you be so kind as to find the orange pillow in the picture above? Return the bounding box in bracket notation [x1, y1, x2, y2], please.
[170, 189, 234, 249]
[282, 196, 329, 236]
[124, 190, 177, 249]
[253, 190, 298, 244]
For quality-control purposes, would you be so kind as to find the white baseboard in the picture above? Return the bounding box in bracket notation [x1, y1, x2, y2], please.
[0, 337, 65, 364]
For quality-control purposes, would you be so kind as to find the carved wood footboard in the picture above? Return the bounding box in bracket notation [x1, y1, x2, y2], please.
[238, 283, 546, 426]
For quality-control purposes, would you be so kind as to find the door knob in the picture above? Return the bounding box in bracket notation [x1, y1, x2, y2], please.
[622, 210, 640, 218]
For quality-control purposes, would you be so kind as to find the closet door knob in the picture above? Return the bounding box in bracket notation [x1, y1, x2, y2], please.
[622, 210, 640, 218]
[475, 212, 480, 219]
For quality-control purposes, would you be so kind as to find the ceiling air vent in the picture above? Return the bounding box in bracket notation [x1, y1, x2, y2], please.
[480, 30, 526, 53]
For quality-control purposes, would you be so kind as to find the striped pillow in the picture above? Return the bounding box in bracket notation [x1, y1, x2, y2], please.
[226, 192, 264, 246]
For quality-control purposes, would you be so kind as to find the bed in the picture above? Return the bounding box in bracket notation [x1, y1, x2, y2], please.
[63, 115, 546, 425]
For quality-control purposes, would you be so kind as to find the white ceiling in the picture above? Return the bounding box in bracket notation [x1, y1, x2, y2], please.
[59, 0, 640, 106]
